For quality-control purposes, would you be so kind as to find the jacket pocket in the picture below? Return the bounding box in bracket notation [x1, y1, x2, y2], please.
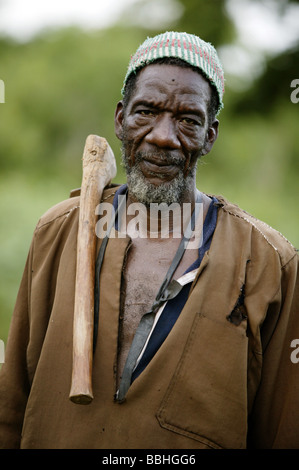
[156, 312, 248, 449]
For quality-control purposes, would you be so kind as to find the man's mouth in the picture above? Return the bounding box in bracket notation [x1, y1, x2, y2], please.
[142, 158, 177, 172]
[135, 151, 183, 177]
[138, 157, 182, 182]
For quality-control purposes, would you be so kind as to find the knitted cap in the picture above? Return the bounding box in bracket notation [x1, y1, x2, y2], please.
[122, 31, 225, 114]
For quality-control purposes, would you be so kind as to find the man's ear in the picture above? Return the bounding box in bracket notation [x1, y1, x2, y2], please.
[114, 101, 124, 141]
[202, 119, 219, 155]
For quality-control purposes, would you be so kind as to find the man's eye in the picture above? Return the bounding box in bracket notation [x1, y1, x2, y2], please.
[138, 110, 154, 116]
[181, 117, 199, 126]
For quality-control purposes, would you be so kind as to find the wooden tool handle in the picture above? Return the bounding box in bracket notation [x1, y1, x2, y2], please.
[69, 134, 117, 404]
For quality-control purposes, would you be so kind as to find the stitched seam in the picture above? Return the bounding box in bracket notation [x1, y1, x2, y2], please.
[36, 205, 80, 230]
[36, 189, 118, 231]
[221, 207, 296, 262]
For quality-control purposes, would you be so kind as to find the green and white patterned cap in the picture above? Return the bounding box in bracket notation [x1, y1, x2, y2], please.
[122, 31, 225, 114]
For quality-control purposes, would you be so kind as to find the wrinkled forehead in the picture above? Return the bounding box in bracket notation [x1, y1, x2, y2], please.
[130, 63, 212, 107]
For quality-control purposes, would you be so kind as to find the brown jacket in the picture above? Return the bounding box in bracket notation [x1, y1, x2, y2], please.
[0, 186, 298, 449]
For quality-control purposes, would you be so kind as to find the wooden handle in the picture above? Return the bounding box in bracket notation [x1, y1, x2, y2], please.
[69, 134, 117, 404]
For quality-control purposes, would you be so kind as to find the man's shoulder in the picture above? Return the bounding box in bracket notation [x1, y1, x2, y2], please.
[36, 194, 80, 231]
[36, 184, 120, 230]
[214, 194, 297, 266]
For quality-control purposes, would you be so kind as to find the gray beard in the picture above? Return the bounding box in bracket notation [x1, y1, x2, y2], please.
[121, 148, 196, 206]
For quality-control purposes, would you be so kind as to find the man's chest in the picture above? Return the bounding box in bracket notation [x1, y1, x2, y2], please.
[117, 237, 198, 384]
[124, 237, 198, 311]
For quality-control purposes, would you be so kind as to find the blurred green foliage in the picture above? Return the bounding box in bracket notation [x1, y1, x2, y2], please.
[0, 0, 298, 344]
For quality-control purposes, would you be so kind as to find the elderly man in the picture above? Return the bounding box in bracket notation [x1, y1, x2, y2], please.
[0, 31, 298, 449]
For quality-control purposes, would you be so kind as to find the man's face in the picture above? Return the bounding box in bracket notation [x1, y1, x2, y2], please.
[115, 64, 218, 206]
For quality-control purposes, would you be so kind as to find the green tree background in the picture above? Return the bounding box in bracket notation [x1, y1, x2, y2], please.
[0, 0, 298, 343]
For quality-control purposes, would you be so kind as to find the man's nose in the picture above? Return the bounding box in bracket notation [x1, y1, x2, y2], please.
[145, 114, 180, 149]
